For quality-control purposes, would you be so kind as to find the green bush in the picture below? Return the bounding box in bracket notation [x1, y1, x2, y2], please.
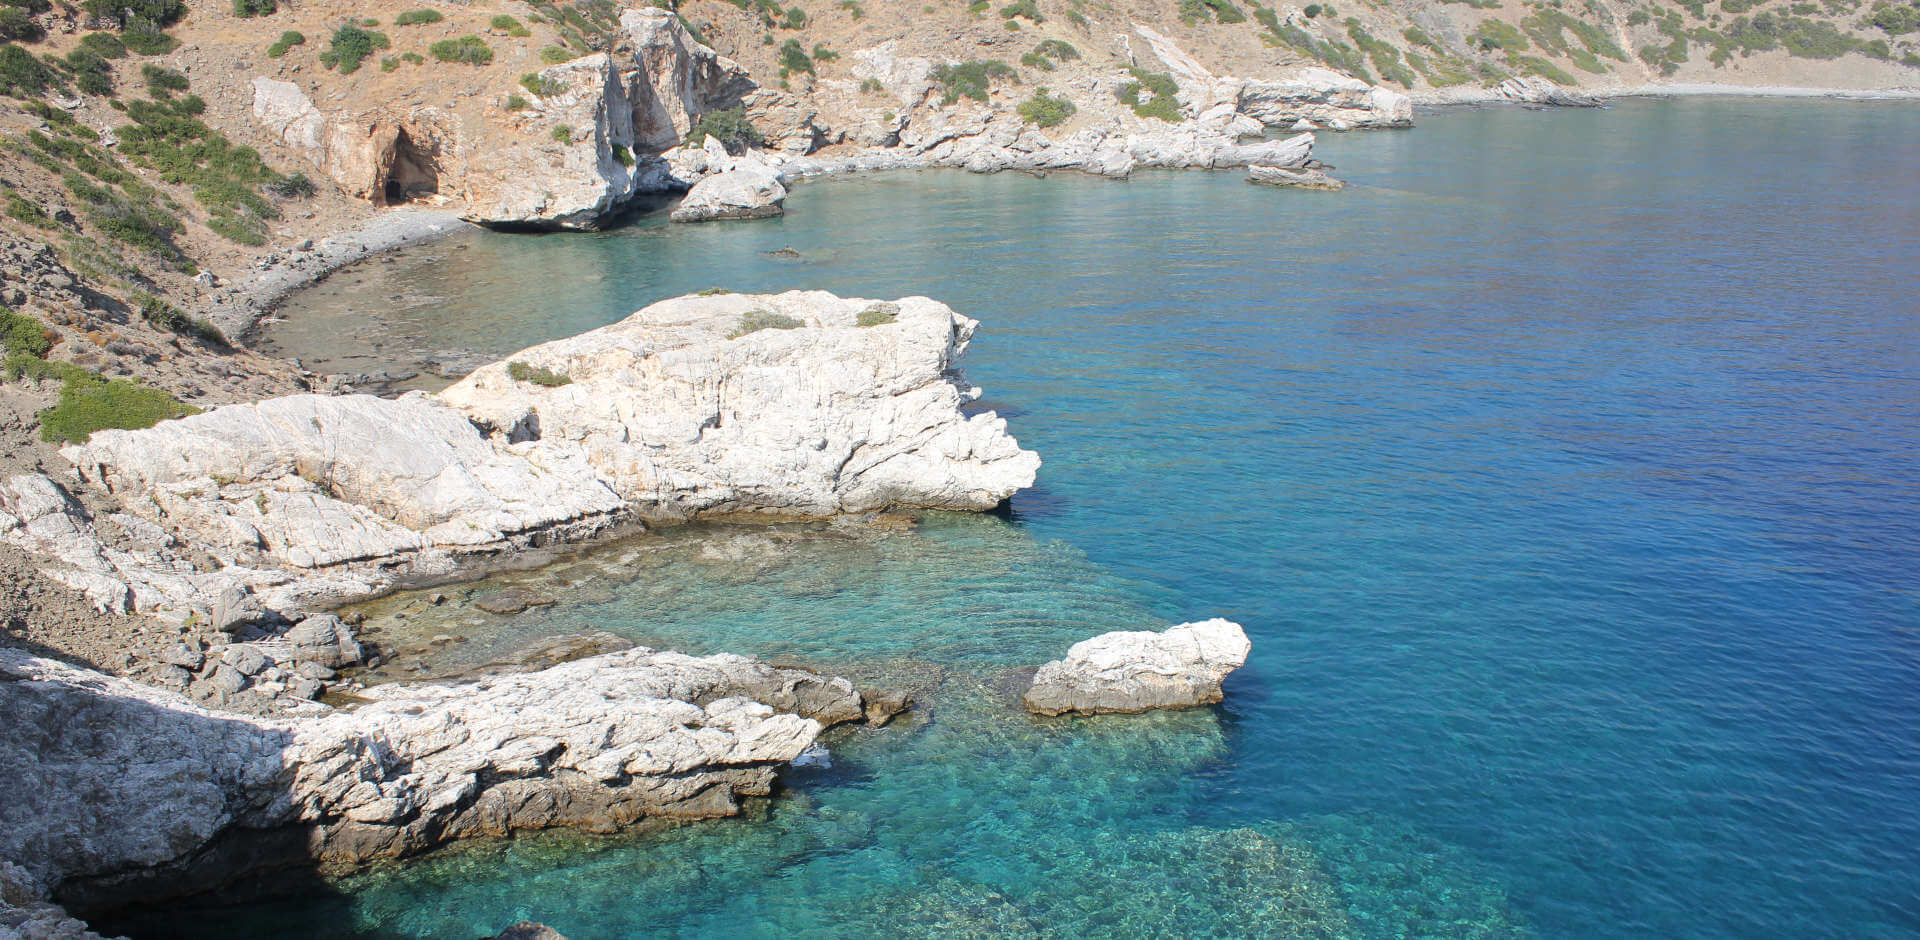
[539, 44, 572, 63]
[136, 292, 226, 346]
[5, 191, 55, 228]
[1016, 86, 1075, 126]
[550, 123, 571, 142]
[121, 16, 178, 55]
[685, 106, 764, 152]
[117, 94, 280, 248]
[267, 172, 315, 197]
[1033, 38, 1079, 60]
[697, 286, 732, 295]
[430, 34, 493, 65]
[3, 354, 85, 384]
[930, 58, 1014, 104]
[79, 32, 128, 58]
[320, 24, 389, 74]
[1, 306, 52, 359]
[1471, 19, 1529, 52]
[0, 42, 56, 97]
[1178, 0, 1245, 24]
[84, 0, 181, 27]
[0, 6, 41, 42]
[1260, 17, 1373, 82]
[1871, 2, 1920, 34]
[1000, 0, 1042, 21]
[505, 93, 529, 110]
[1513, 54, 1575, 83]
[38, 370, 199, 443]
[64, 48, 115, 95]
[840, 0, 864, 17]
[266, 29, 304, 57]
[1345, 19, 1415, 87]
[611, 142, 633, 166]
[1116, 66, 1181, 121]
[728, 310, 805, 338]
[394, 8, 443, 25]
[812, 43, 838, 62]
[142, 63, 188, 97]
[232, 0, 275, 17]
[780, 6, 806, 28]
[507, 360, 572, 386]
[778, 37, 812, 76]
[520, 71, 564, 96]
[490, 13, 530, 36]
[856, 303, 899, 327]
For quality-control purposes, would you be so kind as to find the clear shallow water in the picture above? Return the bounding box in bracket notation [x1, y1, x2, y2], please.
[142, 99, 1920, 937]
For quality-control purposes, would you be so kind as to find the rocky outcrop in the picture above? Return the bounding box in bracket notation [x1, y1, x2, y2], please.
[1486, 76, 1603, 108]
[62, 392, 629, 572]
[466, 54, 643, 229]
[1023, 619, 1252, 716]
[1249, 163, 1345, 191]
[1235, 68, 1417, 130]
[0, 645, 874, 910]
[618, 8, 756, 152]
[441, 291, 1039, 519]
[39, 292, 1033, 619]
[1133, 25, 1412, 130]
[669, 162, 787, 222]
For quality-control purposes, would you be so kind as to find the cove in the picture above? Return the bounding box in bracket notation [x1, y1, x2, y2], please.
[126, 98, 1920, 938]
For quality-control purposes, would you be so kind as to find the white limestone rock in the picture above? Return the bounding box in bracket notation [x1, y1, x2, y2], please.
[1024, 619, 1252, 716]
[439, 291, 1040, 520]
[44, 292, 1034, 615]
[0, 646, 870, 909]
[466, 54, 644, 229]
[668, 162, 787, 221]
[619, 7, 756, 152]
[250, 78, 326, 160]
[62, 393, 627, 571]
[1487, 76, 1602, 108]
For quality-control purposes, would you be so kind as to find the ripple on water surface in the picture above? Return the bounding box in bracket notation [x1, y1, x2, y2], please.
[125, 98, 1920, 938]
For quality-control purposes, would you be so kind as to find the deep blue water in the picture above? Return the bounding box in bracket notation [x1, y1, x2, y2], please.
[145, 98, 1920, 937]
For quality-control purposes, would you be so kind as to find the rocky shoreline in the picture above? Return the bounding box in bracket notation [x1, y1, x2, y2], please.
[0, 288, 1036, 929]
[2, 644, 902, 918]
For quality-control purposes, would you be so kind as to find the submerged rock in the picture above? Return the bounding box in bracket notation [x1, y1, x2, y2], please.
[0, 645, 876, 910]
[1248, 164, 1345, 191]
[472, 588, 559, 616]
[491, 923, 571, 940]
[1023, 619, 1251, 716]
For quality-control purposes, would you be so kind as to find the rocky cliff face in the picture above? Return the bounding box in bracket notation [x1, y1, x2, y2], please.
[0, 645, 878, 911]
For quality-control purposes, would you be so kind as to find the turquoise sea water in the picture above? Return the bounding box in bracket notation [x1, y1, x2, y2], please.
[126, 98, 1920, 937]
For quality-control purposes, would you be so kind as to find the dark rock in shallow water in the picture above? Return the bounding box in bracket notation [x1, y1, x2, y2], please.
[473, 588, 558, 615]
[863, 689, 913, 727]
[491, 921, 570, 940]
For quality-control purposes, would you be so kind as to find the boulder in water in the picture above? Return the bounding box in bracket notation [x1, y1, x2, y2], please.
[1024, 619, 1251, 716]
